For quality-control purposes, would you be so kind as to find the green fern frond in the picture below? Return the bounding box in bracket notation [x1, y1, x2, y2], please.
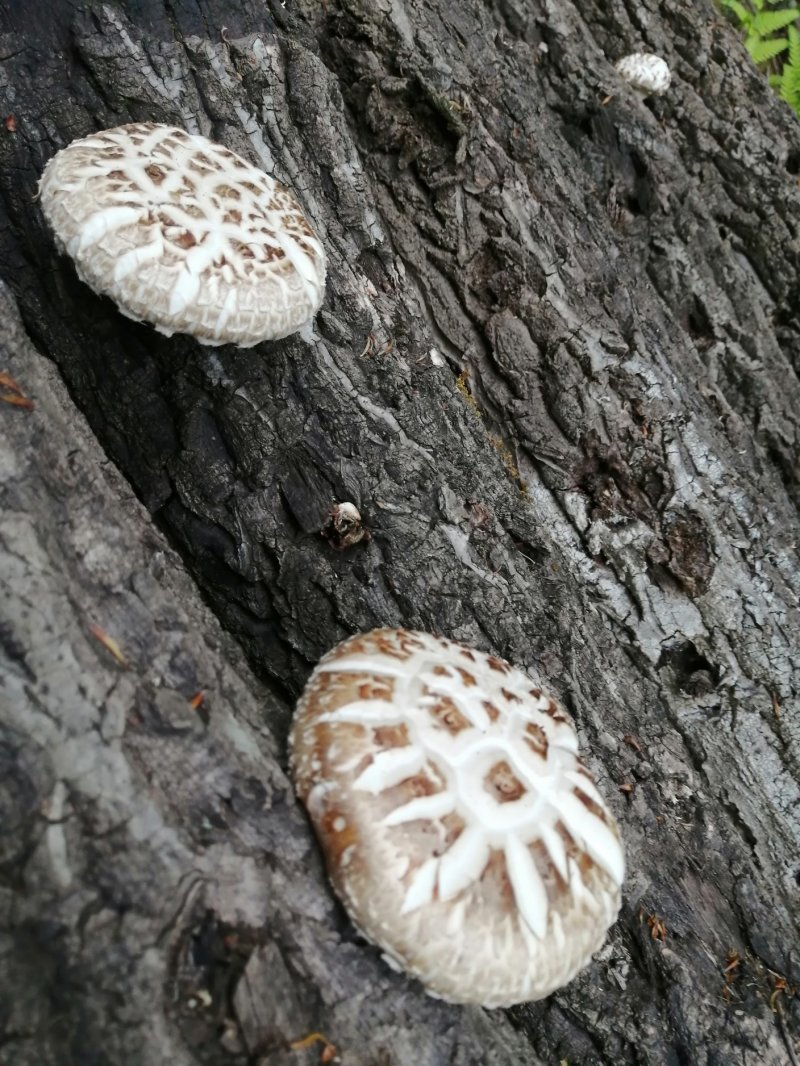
[779, 70, 800, 108]
[722, 0, 755, 23]
[721, 0, 800, 119]
[788, 21, 800, 63]
[751, 8, 800, 34]
[747, 34, 791, 61]
[777, 29, 800, 106]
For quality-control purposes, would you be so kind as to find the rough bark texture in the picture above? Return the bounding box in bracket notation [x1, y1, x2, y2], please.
[1, 0, 799, 1064]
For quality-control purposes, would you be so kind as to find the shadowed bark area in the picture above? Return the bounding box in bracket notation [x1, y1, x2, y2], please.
[1, 0, 799, 1063]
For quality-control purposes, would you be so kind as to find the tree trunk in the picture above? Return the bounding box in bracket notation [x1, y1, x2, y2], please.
[1, 0, 799, 1063]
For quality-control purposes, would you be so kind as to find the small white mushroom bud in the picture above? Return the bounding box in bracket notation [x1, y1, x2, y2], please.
[614, 53, 671, 97]
[38, 123, 326, 347]
[321, 502, 369, 550]
[290, 628, 625, 1007]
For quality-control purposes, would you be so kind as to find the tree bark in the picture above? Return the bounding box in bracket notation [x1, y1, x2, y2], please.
[1, 0, 799, 1064]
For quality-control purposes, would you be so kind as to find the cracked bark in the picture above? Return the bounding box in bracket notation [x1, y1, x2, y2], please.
[1, 0, 799, 1064]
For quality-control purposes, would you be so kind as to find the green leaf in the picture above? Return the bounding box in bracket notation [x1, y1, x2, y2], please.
[779, 58, 800, 110]
[723, 0, 800, 119]
[780, 70, 800, 110]
[788, 22, 800, 64]
[750, 8, 800, 33]
[722, 0, 752, 21]
[747, 35, 790, 61]
[722, 0, 756, 32]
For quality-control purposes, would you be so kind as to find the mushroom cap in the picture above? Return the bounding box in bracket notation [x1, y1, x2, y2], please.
[614, 53, 671, 96]
[290, 628, 625, 1007]
[38, 122, 326, 347]
[321, 501, 369, 550]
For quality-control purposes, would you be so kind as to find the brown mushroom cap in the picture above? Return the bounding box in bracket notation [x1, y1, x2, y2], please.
[290, 628, 625, 1007]
[38, 123, 326, 347]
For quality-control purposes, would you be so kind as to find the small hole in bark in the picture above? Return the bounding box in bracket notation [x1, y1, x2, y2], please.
[786, 151, 800, 176]
[170, 909, 260, 1054]
[658, 640, 718, 696]
[624, 150, 655, 217]
[685, 296, 713, 342]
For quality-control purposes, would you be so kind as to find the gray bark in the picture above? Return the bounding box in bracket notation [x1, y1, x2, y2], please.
[1, 0, 799, 1064]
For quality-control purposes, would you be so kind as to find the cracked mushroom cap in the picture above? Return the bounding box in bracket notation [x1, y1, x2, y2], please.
[290, 628, 625, 1007]
[614, 53, 671, 96]
[38, 122, 326, 347]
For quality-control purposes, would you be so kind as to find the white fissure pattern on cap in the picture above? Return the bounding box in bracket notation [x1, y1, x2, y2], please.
[315, 637, 623, 923]
[614, 53, 671, 96]
[291, 629, 625, 1007]
[38, 123, 326, 346]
